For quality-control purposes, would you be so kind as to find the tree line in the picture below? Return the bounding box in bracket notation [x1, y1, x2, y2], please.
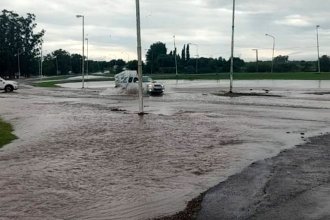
[1, 10, 329, 79]
[0, 10, 44, 78]
[0, 10, 128, 78]
[142, 42, 330, 74]
[41, 49, 127, 76]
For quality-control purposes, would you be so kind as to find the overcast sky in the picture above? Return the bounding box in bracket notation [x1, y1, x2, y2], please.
[2, 0, 330, 61]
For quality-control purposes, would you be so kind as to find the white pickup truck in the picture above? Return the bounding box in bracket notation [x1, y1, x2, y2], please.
[0, 77, 18, 92]
[115, 71, 165, 95]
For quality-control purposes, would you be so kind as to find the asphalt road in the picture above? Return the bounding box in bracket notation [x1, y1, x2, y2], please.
[197, 133, 330, 220]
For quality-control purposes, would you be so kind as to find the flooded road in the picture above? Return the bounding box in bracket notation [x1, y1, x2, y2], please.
[0, 80, 330, 219]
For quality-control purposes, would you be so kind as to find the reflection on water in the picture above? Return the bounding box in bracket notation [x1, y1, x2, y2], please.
[58, 79, 330, 89]
[164, 79, 330, 89]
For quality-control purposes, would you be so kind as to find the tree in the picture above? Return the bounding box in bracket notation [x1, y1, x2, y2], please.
[0, 10, 45, 78]
[70, 54, 82, 74]
[186, 44, 190, 61]
[146, 42, 167, 73]
[181, 44, 186, 61]
[127, 60, 138, 71]
[52, 49, 71, 75]
[157, 54, 175, 73]
[146, 42, 167, 61]
[42, 54, 55, 76]
[274, 55, 289, 64]
[224, 57, 245, 72]
[109, 59, 126, 73]
[320, 55, 330, 72]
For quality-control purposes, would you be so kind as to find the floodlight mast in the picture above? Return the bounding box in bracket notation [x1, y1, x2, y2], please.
[252, 49, 259, 72]
[40, 43, 43, 78]
[229, 0, 236, 93]
[85, 37, 89, 77]
[265, 33, 275, 73]
[316, 25, 321, 73]
[135, 0, 144, 114]
[76, 15, 85, 88]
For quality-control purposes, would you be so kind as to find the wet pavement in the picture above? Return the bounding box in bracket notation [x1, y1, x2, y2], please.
[197, 133, 330, 220]
[0, 80, 330, 219]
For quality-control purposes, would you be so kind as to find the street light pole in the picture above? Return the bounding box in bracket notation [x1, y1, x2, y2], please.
[316, 25, 321, 73]
[265, 33, 275, 73]
[252, 49, 258, 72]
[85, 37, 89, 77]
[76, 15, 85, 88]
[40, 43, 43, 78]
[229, 0, 236, 93]
[173, 35, 178, 76]
[196, 44, 199, 74]
[135, 0, 144, 114]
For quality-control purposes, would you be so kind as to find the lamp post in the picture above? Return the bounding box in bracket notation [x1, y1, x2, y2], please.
[316, 25, 321, 73]
[40, 43, 43, 78]
[265, 33, 275, 73]
[252, 49, 259, 72]
[188, 43, 199, 74]
[85, 37, 89, 77]
[229, 0, 236, 93]
[173, 35, 178, 76]
[135, 0, 144, 114]
[76, 14, 85, 88]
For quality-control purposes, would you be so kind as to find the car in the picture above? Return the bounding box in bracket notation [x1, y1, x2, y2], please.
[115, 71, 165, 95]
[143, 76, 165, 95]
[0, 77, 18, 92]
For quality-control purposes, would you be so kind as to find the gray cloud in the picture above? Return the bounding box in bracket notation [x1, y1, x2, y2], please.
[2, 0, 329, 61]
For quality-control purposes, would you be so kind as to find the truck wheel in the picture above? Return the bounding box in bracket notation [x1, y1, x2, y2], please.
[4, 85, 13, 92]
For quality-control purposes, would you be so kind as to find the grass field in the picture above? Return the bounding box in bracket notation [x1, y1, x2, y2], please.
[32, 72, 330, 88]
[0, 118, 17, 148]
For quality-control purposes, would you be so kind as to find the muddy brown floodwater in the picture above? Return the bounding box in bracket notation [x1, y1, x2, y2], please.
[0, 81, 330, 220]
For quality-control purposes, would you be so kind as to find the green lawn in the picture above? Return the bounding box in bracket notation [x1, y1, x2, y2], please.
[0, 118, 17, 148]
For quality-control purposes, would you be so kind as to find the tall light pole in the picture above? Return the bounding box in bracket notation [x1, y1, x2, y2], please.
[76, 15, 85, 88]
[40, 43, 43, 78]
[85, 37, 89, 77]
[173, 35, 178, 76]
[229, 0, 236, 93]
[265, 33, 275, 73]
[135, 0, 144, 114]
[316, 25, 321, 73]
[252, 49, 259, 72]
[188, 43, 199, 74]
